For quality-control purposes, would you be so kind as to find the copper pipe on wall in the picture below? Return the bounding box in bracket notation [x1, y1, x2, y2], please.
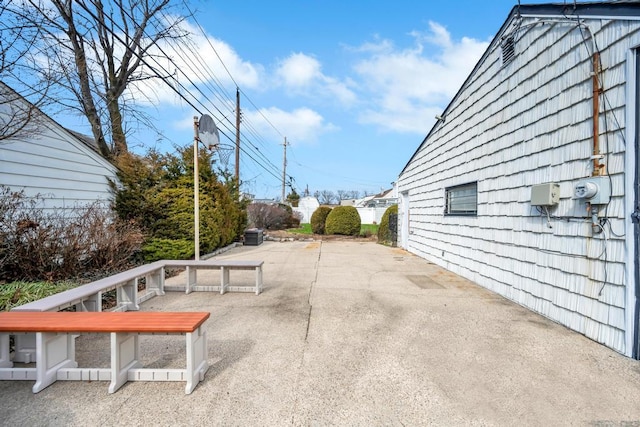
[592, 52, 604, 176]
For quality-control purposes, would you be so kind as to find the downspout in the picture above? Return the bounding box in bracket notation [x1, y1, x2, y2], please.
[633, 50, 640, 359]
[624, 49, 639, 359]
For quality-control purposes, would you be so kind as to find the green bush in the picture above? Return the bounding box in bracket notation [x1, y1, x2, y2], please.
[286, 190, 300, 207]
[310, 206, 332, 234]
[141, 238, 194, 262]
[325, 206, 361, 236]
[377, 205, 398, 246]
[111, 147, 247, 259]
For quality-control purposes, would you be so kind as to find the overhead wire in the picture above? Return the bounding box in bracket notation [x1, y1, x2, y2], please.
[154, 8, 284, 180]
[57, 2, 273, 182]
[178, 1, 329, 192]
[72, 1, 285, 184]
[288, 145, 389, 189]
[175, 1, 284, 176]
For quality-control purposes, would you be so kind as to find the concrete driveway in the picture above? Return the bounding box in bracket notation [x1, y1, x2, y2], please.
[1, 240, 640, 426]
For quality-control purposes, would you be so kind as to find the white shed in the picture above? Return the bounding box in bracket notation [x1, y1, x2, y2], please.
[0, 82, 117, 210]
[293, 196, 320, 223]
[397, 2, 640, 358]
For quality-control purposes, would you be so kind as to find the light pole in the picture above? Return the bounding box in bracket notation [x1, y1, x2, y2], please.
[193, 116, 200, 260]
[193, 114, 220, 261]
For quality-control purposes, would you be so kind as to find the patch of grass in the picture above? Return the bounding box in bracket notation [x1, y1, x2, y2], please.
[360, 224, 379, 235]
[0, 281, 77, 311]
[287, 223, 379, 237]
[287, 223, 313, 235]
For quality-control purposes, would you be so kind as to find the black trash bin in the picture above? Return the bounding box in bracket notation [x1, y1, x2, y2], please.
[244, 228, 263, 246]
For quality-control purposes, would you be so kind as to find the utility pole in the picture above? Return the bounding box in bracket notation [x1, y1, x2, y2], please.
[235, 88, 241, 181]
[282, 137, 288, 203]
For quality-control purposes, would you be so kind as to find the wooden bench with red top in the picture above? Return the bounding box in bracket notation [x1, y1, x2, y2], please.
[0, 311, 210, 394]
[9, 259, 262, 367]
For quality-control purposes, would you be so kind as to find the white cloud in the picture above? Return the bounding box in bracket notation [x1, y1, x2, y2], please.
[418, 22, 452, 49]
[353, 21, 489, 134]
[276, 53, 321, 88]
[104, 17, 488, 152]
[276, 53, 357, 106]
[173, 114, 196, 131]
[243, 106, 338, 144]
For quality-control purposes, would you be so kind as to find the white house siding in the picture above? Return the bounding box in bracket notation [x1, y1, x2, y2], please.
[0, 104, 117, 210]
[397, 12, 640, 356]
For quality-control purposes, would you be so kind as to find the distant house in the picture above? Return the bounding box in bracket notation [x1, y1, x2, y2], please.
[397, 3, 640, 358]
[250, 198, 279, 205]
[341, 188, 397, 208]
[0, 81, 117, 210]
[341, 189, 398, 224]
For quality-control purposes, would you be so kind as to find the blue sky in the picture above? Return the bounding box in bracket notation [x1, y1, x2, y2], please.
[67, 0, 527, 198]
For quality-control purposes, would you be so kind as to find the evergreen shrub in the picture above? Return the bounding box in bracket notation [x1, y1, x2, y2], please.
[377, 204, 398, 246]
[141, 238, 193, 262]
[325, 206, 361, 236]
[111, 147, 247, 259]
[310, 206, 332, 234]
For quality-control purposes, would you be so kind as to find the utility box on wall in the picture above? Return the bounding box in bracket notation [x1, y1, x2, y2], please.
[530, 183, 560, 206]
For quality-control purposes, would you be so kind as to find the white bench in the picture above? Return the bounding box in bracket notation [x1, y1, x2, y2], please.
[12, 260, 167, 313]
[10, 261, 168, 363]
[164, 260, 264, 295]
[0, 311, 209, 394]
[9, 259, 262, 363]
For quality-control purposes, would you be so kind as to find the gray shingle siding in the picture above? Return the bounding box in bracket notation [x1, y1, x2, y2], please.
[398, 9, 640, 355]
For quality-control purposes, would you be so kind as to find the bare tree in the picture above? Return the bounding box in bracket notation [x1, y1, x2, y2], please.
[336, 190, 361, 202]
[4, 0, 188, 158]
[0, 4, 52, 141]
[346, 190, 361, 199]
[314, 190, 337, 205]
[247, 203, 289, 230]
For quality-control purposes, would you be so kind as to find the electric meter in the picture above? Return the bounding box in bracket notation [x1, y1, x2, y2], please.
[574, 177, 610, 205]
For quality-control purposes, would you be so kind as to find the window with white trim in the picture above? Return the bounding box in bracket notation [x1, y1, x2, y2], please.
[445, 182, 477, 216]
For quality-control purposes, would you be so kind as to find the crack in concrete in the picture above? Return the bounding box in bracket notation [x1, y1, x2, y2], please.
[304, 241, 321, 342]
[291, 240, 322, 425]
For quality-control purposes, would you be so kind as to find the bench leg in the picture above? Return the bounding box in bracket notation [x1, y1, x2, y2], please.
[117, 279, 139, 311]
[0, 334, 12, 368]
[185, 326, 208, 394]
[109, 332, 141, 393]
[186, 267, 197, 294]
[147, 269, 165, 296]
[33, 333, 77, 393]
[220, 267, 229, 295]
[12, 333, 36, 363]
[78, 292, 102, 312]
[255, 266, 263, 295]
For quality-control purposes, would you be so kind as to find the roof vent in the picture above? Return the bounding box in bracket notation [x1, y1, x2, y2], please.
[501, 35, 515, 66]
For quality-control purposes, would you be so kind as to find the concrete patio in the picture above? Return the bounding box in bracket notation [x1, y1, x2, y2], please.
[1, 240, 640, 426]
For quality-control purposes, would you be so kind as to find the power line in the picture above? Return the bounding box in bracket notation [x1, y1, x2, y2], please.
[166, 5, 284, 178]
[70, 1, 285, 185]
